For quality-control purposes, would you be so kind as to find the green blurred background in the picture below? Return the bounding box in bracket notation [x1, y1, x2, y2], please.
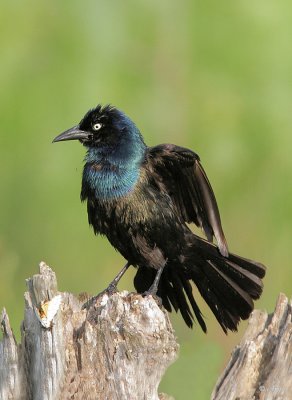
[0, 1, 291, 398]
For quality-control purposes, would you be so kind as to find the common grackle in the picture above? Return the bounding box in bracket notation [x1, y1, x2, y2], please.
[53, 105, 266, 333]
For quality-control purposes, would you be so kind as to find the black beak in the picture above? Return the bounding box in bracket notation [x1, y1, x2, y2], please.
[52, 126, 89, 143]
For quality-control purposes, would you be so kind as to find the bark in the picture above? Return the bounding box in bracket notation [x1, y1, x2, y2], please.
[0, 262, 178, 400]
[212, 293, 292, 400]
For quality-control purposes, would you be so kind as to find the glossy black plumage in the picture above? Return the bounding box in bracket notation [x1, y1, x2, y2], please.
[53, 104, 266, 333]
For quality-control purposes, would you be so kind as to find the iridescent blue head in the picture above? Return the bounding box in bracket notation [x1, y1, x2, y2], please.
[53, 104, 147, 199]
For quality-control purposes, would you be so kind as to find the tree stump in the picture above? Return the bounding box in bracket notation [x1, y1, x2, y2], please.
[0, 262, 291, 400]
[0, 262, 178, 400]
[212, 293, 292, 400]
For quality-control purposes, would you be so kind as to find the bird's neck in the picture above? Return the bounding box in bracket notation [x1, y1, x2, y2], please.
[82, 140, 146, 200]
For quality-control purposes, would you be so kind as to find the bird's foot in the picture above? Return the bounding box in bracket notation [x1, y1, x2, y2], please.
[141, 262, 166, 302]
[84, 261, 131, 307]
[142, 275, 162, 305]
[81, 284, 118, 310]
[98, 282, 117, 297]
[142, 283, 158, 297]
[142, 290, 163, 307]
[94, 282, 118, 301]
[99, 261, 131, 298]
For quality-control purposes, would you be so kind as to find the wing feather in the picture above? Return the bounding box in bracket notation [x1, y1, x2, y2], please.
[147, 144, 228, 256]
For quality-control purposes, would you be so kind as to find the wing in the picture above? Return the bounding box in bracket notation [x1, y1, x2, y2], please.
[147, 144, 228, 256]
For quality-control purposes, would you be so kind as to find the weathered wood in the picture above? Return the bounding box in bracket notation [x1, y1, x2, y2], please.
[1, 262, 291, 400]
[212, 293, 292, 400]
[0, 262, 178, 400]
[0, 309, 21, 400]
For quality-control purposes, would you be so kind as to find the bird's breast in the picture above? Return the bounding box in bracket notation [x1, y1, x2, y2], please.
[82, 162, 140, 200]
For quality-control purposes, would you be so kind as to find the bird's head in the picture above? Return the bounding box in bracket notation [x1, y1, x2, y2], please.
[53, 104, 145, 153]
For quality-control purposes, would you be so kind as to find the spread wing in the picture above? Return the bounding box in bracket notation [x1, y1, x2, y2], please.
[147, 144, 228, 256]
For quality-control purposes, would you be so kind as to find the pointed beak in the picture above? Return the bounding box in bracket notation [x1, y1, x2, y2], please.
[52, 126, 89, 143]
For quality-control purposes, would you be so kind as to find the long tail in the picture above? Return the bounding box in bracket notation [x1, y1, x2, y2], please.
[134, 237, 266, 333]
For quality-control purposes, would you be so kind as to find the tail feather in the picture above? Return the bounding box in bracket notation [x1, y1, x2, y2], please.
[161, 278, 179, 313]
[178, 271, 207, 332]
[187, 258, 247, 332]
[228, 253, 266, 279]
[171, 272, 194, 328]
[193, 276, 240, 333]
[134, 237, 266, 333]
[224, 259, 263, 299]
[134, 264, 207, 331]
[203, 260, 254, 317]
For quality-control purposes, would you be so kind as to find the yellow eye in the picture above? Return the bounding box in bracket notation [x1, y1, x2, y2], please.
[93, 123, 102, 131]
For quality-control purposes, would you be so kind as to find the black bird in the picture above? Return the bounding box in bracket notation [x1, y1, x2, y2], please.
[53, 104, 266, 333]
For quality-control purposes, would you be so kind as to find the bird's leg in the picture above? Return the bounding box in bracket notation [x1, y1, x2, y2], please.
[143, 262, 166, 297]
[100, 261, 131, 296]
[82, 262, 131, 310]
